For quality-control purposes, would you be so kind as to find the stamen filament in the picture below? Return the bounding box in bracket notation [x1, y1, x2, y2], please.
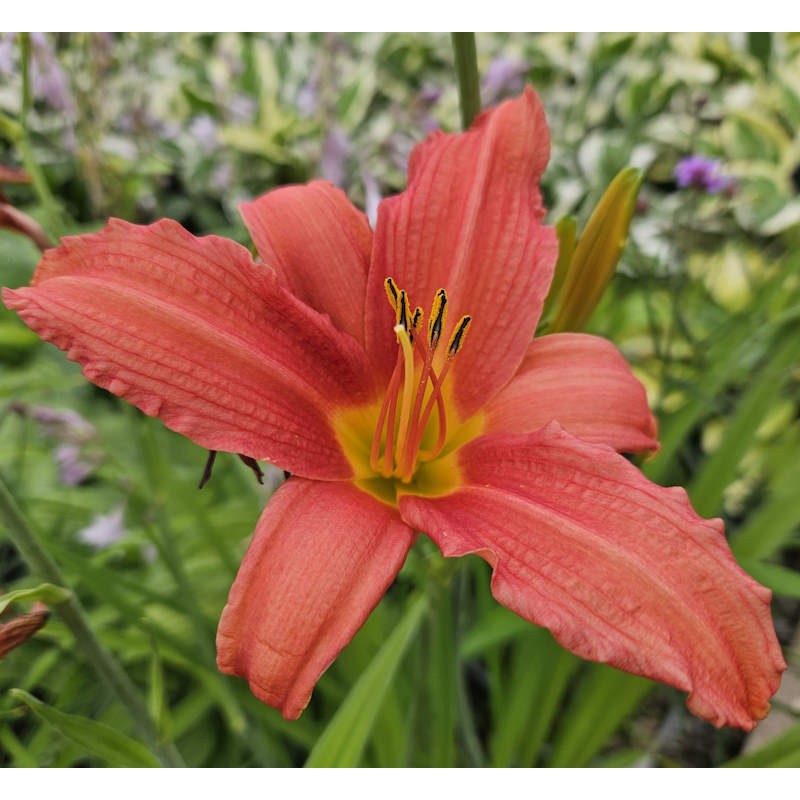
[393, 324, 417, 470]
[373, 279, 472, 483]
[398, 347, 435, 481]
[381, 379, 401, 477]
[370, 350, 404, 473]
[417, 360, 452, 462]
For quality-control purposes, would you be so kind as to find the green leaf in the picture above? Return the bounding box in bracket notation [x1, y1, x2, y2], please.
[548, 664, 653, 767]
[0, 727, 38, 767]
[0, 109, 23, 141]
[148, 644, 170, 742]
[723, 110, 789, 164]
[489, 627, 579, 767]
[747, 32, 772, 71]
[737, 559, 800, 599]
[460, 603, 531, 657]
[725, 720, 800, 767]
[0, 583, 71, 615]
[645, 252, 800, 486]
[688, 330, 797, 517]
[426, 583, 456, 766]
[9, 689, 162, 768]
[305, 592, 427, 768]
[0, 319, 41, 363]
[732, 424, 800, 559]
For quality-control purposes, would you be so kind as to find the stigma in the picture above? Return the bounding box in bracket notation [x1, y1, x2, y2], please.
[370, 277, 471, 483]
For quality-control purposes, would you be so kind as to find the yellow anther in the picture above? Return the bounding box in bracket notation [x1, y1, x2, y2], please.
[428, 288, 448, 351]
[373, 277, 474, 484]
[398, 290, 410, 331]
[384, 277, 399, 312]
[447, 315, 472, 359]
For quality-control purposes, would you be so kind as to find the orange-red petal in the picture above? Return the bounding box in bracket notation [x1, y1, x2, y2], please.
[240, 181, 372, 344]
[2, 219, 374, 479]
[400, 424, 785, 730]
[484, 333, 658, 453]
[216, 478, 416, 719]
[366, 87, 558, 419]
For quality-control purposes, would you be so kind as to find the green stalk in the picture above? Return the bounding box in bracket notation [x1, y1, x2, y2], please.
[0, 472, 184, 767]
[427, 578, 456, 766]
[453, 568, 485, 766]
[16, 32, 66, 241]
[451, 33, 481, 130]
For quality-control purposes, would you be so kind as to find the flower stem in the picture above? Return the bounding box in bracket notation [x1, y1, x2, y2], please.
[16, 33, 66, 241]
[0, 472, 184, 767]
[451, 33, 481, 130]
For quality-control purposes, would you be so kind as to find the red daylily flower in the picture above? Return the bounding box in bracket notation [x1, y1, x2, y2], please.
[3, 89, 784, 727]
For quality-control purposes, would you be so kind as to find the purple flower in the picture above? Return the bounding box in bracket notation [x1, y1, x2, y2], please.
[674, 156, 735, 194]
[211, 161, 234, 193]
[320, 126, 352, 188]
[389, 131, 415, 173]
[482, 57, 530, 106]
[29, 33, 76, 118]
[78, 506, 126, 548]
[0, 32, 15, 77]
[417, 84, 442, 107]
[189, 115, 219, 153]
[28, 405, 97, 444]
[228, 95, 256, 124]
[297, 74, 320, 116]
[9, 403, 103, 484]
[54, 443, 100, 486]
[360, 168, 381, 229]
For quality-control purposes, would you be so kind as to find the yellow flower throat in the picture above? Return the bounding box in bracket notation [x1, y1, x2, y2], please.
[335, 277, 483, 507]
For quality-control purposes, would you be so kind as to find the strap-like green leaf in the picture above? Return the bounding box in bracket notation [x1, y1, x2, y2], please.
[0, 583, 71, 615]
[306, 592, 427, 768]
[548, 664, 653, 767]
[737, 558, 800, 599]
[725, 719, 800, 767]
[10, 689, 162, 768]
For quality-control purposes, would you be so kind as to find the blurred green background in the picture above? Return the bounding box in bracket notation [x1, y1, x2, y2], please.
[1, 32, 799, 767]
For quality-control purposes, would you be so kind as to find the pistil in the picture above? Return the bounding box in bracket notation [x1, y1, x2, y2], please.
[393, 322, 417, 470]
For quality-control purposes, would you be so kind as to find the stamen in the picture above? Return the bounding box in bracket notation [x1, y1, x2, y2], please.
[374, 278, 472, 482]
[417, 362, 451, 462]
[447, 315, 472, 358]
[198, 451, 265, 489]
[428, 289, 447, 351]
[393, 323, 417, 464]
[370, 350, 404, 473]
[399, 339, 434, 480]
[384, 277, 399, 311]
[198, 450, 218, 489]
[398, 290, 410, 332]
[416, 319, 471, 464]
[398, 289, 447, 480]
[238, 454, 265, 484]
[381, 381, 400, 477]
[411, 306, 423, 336]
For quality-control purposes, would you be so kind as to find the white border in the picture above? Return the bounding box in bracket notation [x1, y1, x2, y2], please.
[0, 767, 794, 791]
[1, 4, 797, 33]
